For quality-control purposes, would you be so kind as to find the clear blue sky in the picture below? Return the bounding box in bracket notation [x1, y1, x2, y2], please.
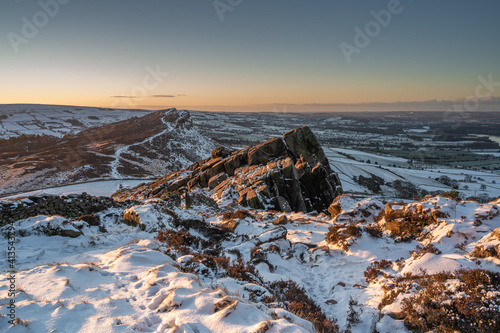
[1, 0, 499, 111]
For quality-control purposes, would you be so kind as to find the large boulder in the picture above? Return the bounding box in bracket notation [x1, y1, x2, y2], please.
[113, 126, 342, 213]
[284, 126, 328, 165]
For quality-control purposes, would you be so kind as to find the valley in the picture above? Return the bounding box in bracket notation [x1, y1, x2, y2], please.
[2, 105, 498, 203]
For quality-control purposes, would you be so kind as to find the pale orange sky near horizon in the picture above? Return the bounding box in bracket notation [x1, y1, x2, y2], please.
[1, 67, 495, 112]
[2, 1, 499, 112]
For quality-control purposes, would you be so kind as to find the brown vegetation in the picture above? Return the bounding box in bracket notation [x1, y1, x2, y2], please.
[155, 228, 338, 332]
[222, 210, 254, 220]
[409, 244, 442, 259]
[156, 229, 210, 256]
[364, 259, 393, 283]
[325, 222, 362, 251]
[378, 269, 500, 333]
[264, 280, 339, 333]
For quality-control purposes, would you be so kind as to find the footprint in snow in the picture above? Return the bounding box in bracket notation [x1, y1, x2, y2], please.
[148, 292, 168, 311]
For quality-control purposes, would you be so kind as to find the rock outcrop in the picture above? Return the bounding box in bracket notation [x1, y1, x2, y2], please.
[113, 126, 342, 213]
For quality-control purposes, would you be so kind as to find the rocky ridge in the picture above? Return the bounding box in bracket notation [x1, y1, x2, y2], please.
[0, 108, 216, 196]
[113, 126, 342, 213]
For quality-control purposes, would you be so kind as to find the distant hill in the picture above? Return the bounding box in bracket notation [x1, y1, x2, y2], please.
[0, 104, 150, 139]
[0, 109, 216, 196]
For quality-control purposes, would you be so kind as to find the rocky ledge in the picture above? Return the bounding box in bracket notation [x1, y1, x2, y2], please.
[114, 126, 342, 213]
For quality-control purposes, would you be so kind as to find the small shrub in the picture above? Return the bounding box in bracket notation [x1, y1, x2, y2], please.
[389, 210, 440, 241]
[346, 223, 362, 238]
[326, 225, 343, 244]
[181, 253, 261, 284]
[264, 280, 339, 333]
[470, 245, 498, 259]
[122, 211, 141, 227]
[453, 240, 468, 253]
[214, 296, 237, 313]
[365, 224, 383, 238]
[394, 257, 405, 270]
[325, 222, 361, 251]
[440, 190, 461, 201]
[409, 244, 442, 259]
[346, 297, 362, 328]
[364, 260, 393, 283]
[156, 229, 209, 255]
[12, 318, 30, 327]
[231, 259, 259, 281]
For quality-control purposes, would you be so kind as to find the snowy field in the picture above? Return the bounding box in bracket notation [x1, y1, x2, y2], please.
[326, 147, 500, 200]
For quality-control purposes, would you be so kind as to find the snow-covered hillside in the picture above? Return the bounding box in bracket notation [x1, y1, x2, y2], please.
[1, 191, 499, 332]
[0, 104, 149, 139]
[0, 109, 216, 197]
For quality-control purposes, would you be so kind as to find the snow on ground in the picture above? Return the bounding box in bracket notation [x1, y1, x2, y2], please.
[0, 205, 313, 332]
[400, 253, 462, 275]
[326, 147, 500, 199]
[0, 240, 308, 332]
[1, 193, 499, 332]
[110, 109, 216, 179]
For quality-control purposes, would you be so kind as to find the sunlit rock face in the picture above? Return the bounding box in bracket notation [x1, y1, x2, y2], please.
[114, 126, 342, 213]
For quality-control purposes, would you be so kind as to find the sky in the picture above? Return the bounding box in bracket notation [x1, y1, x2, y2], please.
[1, 0, 500, 112]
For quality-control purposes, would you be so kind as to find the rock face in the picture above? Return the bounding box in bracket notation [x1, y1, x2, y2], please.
[114, 126, 342, 213]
